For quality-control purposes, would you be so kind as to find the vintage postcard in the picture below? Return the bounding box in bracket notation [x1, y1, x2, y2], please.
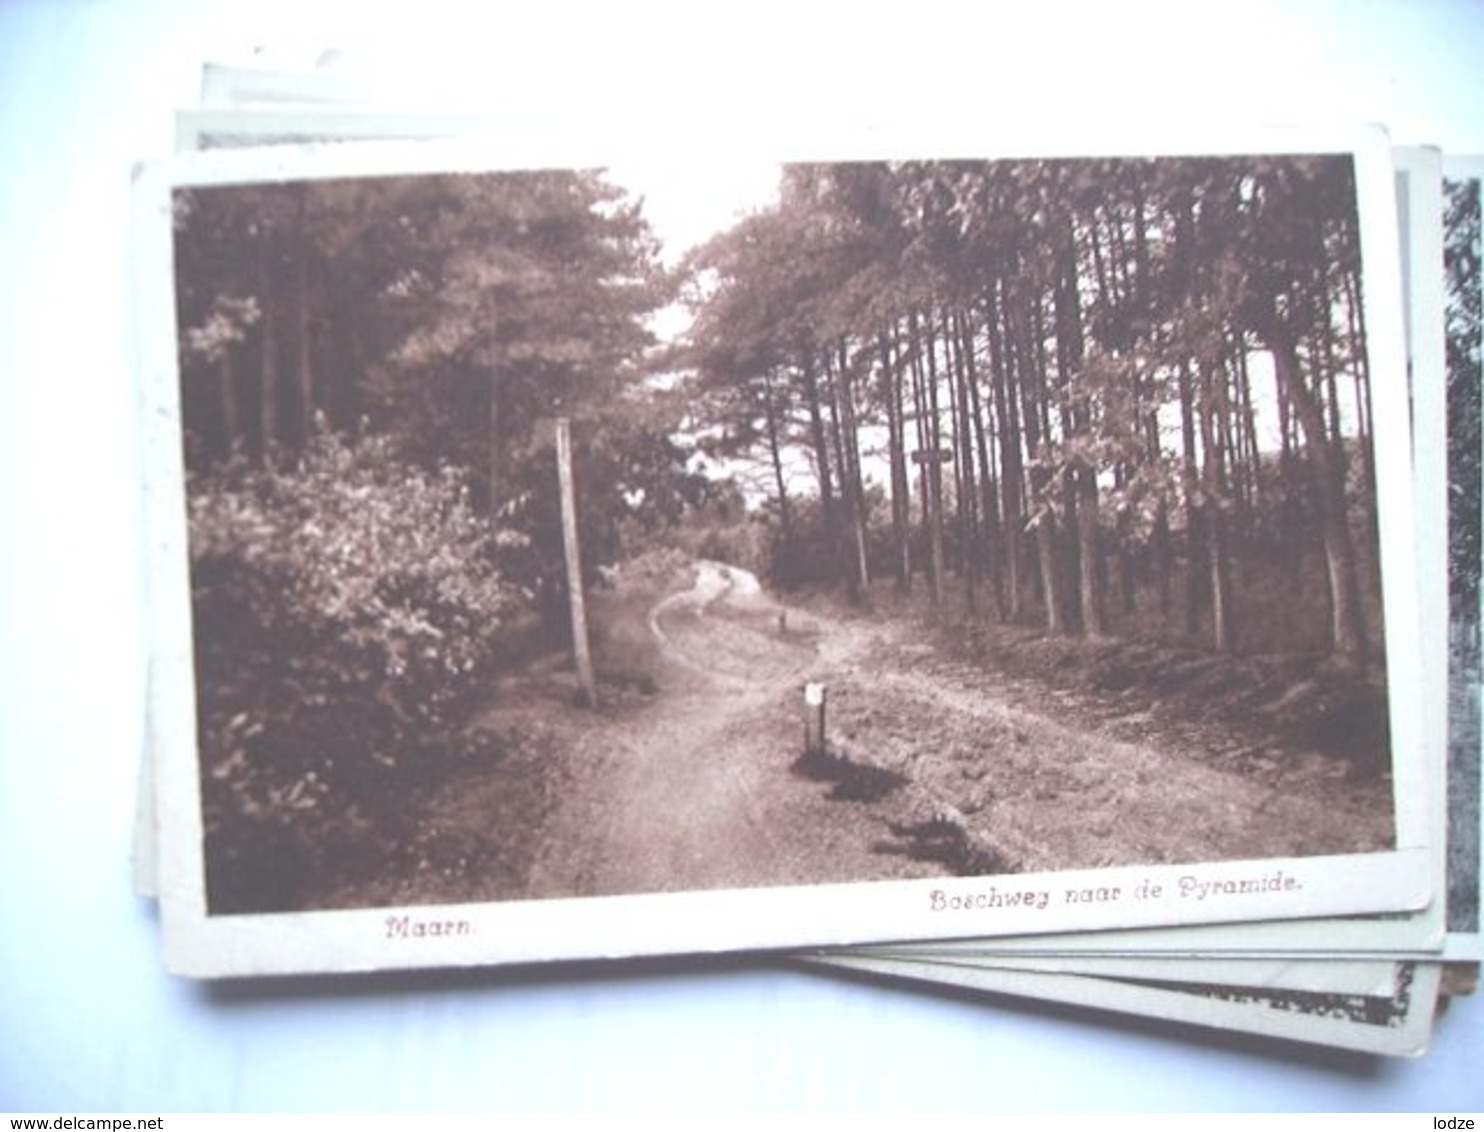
[833, 916, 1444, 961]
[830, 951, 1405, 996]
[1444, 155, 1483, 961]
[171, 89, 1471, 969]
[138, 125, 1430, 977]
[139, 108, 1470, 982]
[809, 954, 1442, 1057]
[149, 92, 1459, 981]
[1397, 146, 1455, 957]
[176, 106, 524, 154]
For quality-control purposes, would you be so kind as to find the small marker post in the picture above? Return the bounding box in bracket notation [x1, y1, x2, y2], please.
[803, 682, 826, 755]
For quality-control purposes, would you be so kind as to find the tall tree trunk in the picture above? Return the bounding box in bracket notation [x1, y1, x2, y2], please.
[989, 280, 1026, 621]
[487, 369, 502, 525]
[1199, 360, 1235, 652]
[256, 234, 279, 466]
[1106, 178, 1139, 607]
[1235, 341, 1261, 526]
[1179, 357, 1207, 638]
[762, 367, 793, 540]
[833, 338, 872, 599]
[346, 309, 369, 432]
[940, 309, 970, 607]
[1010, 278, 1063, 634]
[1090, 210, 1117, 326]
[879, 328, 912, 591]
[293, 186, 315, 439]
[1146, 410, 1173, 618]
[1267, 333, 1369, 667]
[946, 314, 969, 574]
[1319, 314, 1343, 445]
[1214, 342, 1246, 594]
[1132, 180, 1153, 337]
[909, 311, 943, 605]
[949, 309, 981, 614]
[800, 348, 836, 535]
[825, 347, 850, 580]
[1275, 356, 1306, 592]
[1343, 261, 1377, 543]
[218, 350, 240, 456]
[962, 310, 1004, 617]
[1054, 213, 1104, 637]
[923, 313, 948, 606]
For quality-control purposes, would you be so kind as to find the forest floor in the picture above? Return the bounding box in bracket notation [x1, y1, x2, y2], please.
[320, 554, 1396, 910]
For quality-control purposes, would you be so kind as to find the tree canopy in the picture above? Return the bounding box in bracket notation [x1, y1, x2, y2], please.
[175, 167, 704, 606]
[683, 154, 1381, 665]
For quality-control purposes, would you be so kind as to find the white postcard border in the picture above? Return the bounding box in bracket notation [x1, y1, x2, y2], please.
[138, 125, 1433, 978]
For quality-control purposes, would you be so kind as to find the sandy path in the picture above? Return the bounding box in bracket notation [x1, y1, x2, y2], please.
[515, 560, 1394, 899]
[522, 562, 942, 898]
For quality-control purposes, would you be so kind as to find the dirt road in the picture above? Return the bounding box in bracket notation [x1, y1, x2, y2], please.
[521, 561, 948, 897]
[332, 557, 1394, 911]
[513, 560, 1394, 900]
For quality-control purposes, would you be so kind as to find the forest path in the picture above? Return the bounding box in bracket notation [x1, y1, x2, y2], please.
[515, 560, 1394, 899]
[521, 561, 945, 897]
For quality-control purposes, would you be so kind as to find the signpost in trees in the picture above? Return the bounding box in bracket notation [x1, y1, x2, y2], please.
[910, 449, 954, 466]
[555, 417, 599, 708]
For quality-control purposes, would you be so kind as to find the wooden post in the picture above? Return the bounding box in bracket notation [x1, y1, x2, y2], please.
[803, 682, 826, 754]
[556, 418, 598, 708]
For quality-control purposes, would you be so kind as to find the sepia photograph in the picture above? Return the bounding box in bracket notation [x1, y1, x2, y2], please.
[138, 128, 1431, 975]
[824, 147, 1458, 974]
[12, 2, 1484, 1109]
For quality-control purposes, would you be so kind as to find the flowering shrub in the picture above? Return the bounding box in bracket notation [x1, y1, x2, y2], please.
[188, 430, 518, 911]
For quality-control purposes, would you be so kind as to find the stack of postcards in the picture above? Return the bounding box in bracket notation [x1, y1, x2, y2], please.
[134, 53, 1482, 1058]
